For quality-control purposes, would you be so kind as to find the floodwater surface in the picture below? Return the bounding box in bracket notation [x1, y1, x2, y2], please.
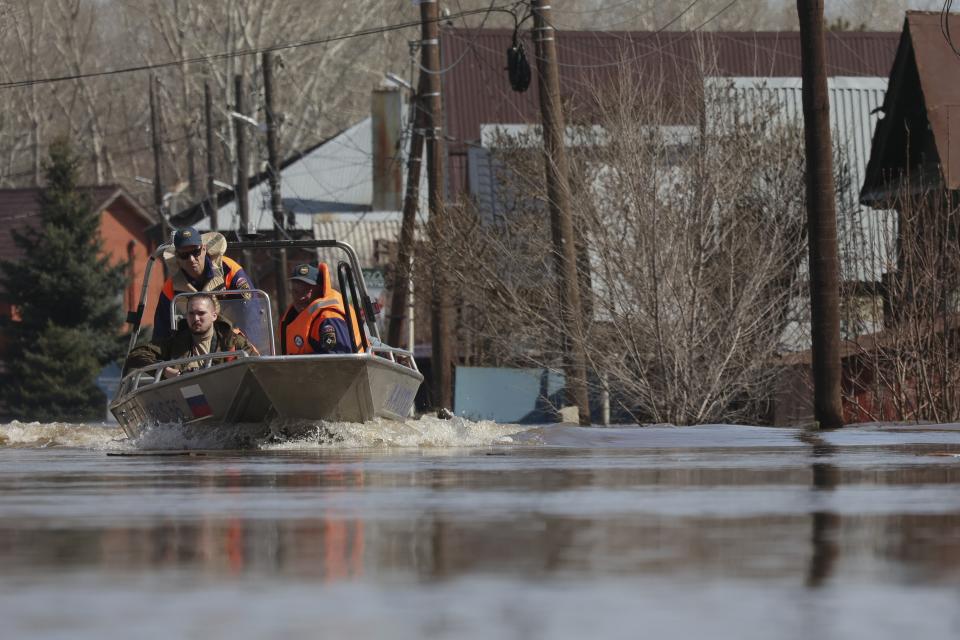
[2, 418, 960, 639]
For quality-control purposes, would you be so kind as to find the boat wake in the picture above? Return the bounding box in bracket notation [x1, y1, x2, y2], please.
[0, 420, 130, 450]
[263, 415, 525, 450]
[0, 416, 530, 451]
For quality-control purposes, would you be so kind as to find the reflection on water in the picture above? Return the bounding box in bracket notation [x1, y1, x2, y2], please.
[2, 421, 960, 638]
[802, 431, 840, 588]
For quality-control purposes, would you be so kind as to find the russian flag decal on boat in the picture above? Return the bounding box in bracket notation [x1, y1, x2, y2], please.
[180, 384, 213, 418]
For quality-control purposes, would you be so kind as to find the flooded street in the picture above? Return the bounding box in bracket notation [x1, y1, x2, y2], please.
[2, 420, 960, 639]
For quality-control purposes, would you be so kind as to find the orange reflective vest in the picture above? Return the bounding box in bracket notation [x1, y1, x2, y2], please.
[280, 263, 364, 355]
[161, 255, 246, 300]
[281, 298, 348, 355]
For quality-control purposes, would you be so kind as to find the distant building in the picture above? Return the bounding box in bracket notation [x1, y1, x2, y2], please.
[171, 87, 426, 269]
[775, 11, 960, 425]
[861, 11, 960, 208]
[0, 186, 160, 375]
[442, 28, 899, 299]
[436, 28, 905, 422]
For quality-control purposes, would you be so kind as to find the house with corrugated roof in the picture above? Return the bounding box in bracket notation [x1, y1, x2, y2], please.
[0, 186, 161, 377]
[172, 28, 904, 423]
[805, 10, 960, 425]
[860, 10, 960, 291]
[442, 28, 899, 300]
[438, 27, 903, 424]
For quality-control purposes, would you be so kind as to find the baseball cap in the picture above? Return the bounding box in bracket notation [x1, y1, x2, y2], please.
[173, 227, 203, 249]
[289, 263, 319, 285]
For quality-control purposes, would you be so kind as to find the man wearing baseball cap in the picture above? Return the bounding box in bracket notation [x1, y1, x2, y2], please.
[279, 263, 357, 355]
[152, 226, 253, 340]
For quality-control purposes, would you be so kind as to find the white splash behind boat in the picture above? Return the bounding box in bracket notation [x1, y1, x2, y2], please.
[110, 239, 423, 440]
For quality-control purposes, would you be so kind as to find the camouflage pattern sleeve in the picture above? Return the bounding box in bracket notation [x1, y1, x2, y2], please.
[124, 343, 163, 372]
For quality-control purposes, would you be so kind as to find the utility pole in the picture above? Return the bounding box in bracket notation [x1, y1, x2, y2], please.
[205, 81, 217, 232]
[420, 0, 454, 411]
[532, 0, 591, 425]
[798, 0, 843, 429]
[149, 74, 169, 243]
[263, 51, 289, 311]
[387, 74, 427, 349]
[234, 74, 254, 269]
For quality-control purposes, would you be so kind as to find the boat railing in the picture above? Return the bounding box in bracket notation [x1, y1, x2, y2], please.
[367, 343, 419, 372]
[118, 350, 252, 395]
[118, 345, 418, 397]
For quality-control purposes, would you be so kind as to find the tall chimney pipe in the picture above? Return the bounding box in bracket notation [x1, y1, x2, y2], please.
[371, 86, 404, 211]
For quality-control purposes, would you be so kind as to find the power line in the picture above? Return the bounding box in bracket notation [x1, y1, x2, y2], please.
[0, 4, 517, 91]
[418, 0, 521, 75]
[0, 132, 193, 184]
[443, 0, 741, 77]
[942, 1, 960, 58]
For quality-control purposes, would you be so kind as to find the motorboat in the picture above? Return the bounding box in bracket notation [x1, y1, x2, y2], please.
[110, 239, 423, 440]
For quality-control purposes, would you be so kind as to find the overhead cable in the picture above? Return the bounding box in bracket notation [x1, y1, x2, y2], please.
[0, 4, 516, 91]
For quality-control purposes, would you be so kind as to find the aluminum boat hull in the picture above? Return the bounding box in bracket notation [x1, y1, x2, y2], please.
[110, 354, 423, 440]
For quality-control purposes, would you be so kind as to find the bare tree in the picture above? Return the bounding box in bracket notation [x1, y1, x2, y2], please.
[428, 66, 812, 425]
[114, 0, 408, 194]
[0, 0, 420, 191]
[45, 0, 118, 183]
[0, 0, 53, 186]
[0, 0, 924, 195]
[840, 177, 960, 423]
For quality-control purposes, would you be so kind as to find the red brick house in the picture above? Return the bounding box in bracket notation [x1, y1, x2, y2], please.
[0, 186, 162, 373]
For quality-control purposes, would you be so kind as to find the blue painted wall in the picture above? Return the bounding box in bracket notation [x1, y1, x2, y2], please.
[454, 367, 565, 423]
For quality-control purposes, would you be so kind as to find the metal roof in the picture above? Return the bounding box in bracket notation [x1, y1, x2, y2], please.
[209, 117, 391, 234]
[311, 211, 421, 269]
[722, 77, 894, 284]
[468, 76, 894, 285]
[189, 107, 428, 235]
[441, 28, 900, 154]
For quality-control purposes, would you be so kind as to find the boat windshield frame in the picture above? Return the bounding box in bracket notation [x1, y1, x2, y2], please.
[171, 289, 277, 356]
[124, 239, 382, 359]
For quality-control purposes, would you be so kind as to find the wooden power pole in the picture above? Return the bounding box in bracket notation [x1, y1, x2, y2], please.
[420, 0, 454, 411]
[234, 74, 254, 270]
[532, 0, 591, 425]
[149, 74, 169, 242]
[387, 74, 427, 349]
[263, 51, 289, 311]
[204, 81, 217, 232]
[798, 0, 844, 429]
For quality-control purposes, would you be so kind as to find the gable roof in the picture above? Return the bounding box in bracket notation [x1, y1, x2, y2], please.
[861, 12, 960, 206]
[0, 185, 153, 264]
[170, 118, 386, 229]
[170, 103, 428, 242]
[170, 131, 343, 227]
[442, 28, 899, 154]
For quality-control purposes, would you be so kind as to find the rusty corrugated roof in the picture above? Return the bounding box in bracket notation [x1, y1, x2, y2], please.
[862, 11, 960, 203]
[442, 28, 899, 156]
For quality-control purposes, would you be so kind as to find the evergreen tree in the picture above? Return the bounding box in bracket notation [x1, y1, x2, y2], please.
[0, 139, 128, 421]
